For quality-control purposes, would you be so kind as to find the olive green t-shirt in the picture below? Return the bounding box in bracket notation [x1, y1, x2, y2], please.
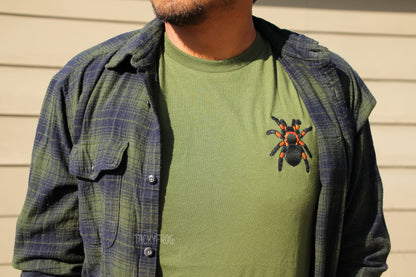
[158, 33, 320, 276]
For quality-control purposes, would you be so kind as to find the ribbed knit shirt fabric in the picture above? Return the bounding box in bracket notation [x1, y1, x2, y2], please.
[157, 33, 320, 276]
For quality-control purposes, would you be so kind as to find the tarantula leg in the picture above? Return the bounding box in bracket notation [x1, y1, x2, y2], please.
[300, 127, 313, 138]
[279, 119, 288, 131]
[271, 116, 280, 125]
[301, 150, 310, 173]
[292, 119, 301, 130]
[292, 119, 296, 127]
[270, 141, 285, 156]
[266, 130, 278, 135]
[267, 130, 283, 138]
[278, 148, 286, 171]
[299, 141, 312, 158]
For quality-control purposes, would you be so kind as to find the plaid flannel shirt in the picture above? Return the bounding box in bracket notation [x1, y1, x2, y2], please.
[13, 17, 390, 276]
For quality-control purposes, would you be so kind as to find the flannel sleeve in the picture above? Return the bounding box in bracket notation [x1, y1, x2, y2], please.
[12, 75, 84, 276]
[337, 120, 390, 276]
[335, 66, 390, 276]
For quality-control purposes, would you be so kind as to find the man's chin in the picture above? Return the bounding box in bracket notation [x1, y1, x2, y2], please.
[152, 2, 207, 26]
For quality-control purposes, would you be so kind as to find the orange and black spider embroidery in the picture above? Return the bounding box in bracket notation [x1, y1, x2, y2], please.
[266, 116, 313, 173]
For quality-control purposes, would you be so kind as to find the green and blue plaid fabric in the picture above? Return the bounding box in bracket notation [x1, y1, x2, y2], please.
[13, 17, 389, 276]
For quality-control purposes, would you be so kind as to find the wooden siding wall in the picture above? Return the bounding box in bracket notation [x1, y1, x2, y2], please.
[1, 0, 415, 276]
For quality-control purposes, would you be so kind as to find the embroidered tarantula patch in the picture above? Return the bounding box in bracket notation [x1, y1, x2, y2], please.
[266, 116, 313, 173]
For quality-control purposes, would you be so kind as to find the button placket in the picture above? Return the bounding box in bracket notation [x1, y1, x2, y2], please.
[143, 247, 155, 257]
[147, 174, 158, 185]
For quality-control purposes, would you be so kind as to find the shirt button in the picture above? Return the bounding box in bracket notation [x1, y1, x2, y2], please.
[144, 247, 155, 257]
[147, 175, 158, 185]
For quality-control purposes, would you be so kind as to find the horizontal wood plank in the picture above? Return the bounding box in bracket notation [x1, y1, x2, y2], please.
[384, 211, 416, 252]
[380, 168, 416, 211]
[0, 15, 142, 68]
[1, 0, 156, 23]
[2, 0, 416, 35]
[0, 265, 20, 277]
[304, 32, 416, 81]
[258, 0, 416, 14]
[385, 253, 416, 277]
[368, 81, 416, 124]
[255, 6, 416, 36]
[0, 167, 29, 216]
[298, 9, 416, 36]
[0, 117, 37, 165]
[0, 66, 56, 116]
[0, 217, 17, 264]
[0, 15, 414, 81]
[372, 125, 416, 167]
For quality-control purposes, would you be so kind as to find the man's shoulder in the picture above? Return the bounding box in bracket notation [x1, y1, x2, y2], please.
[54, 18, 165, 82]
[255, 17, 364, 87]
[255, 16, 375, 131]
[254, 16, 356, 70]
[54, 29, 140, 81]
[255, 16, 335, 67]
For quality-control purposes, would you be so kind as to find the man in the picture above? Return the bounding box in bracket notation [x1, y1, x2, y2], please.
[13, 0, 390, 276]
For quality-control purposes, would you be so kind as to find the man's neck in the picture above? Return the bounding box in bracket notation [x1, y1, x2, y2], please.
[165, 3, 256, 61]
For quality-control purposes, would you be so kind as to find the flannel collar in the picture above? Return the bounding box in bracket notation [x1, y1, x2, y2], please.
[105, 16, 331, 71]
[105, 18, 165, 71]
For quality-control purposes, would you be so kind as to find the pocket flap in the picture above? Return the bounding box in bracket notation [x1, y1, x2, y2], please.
[69, 140, 129, 180]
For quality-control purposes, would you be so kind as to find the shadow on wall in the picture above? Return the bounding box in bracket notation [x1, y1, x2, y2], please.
[256, 0, 416, 13]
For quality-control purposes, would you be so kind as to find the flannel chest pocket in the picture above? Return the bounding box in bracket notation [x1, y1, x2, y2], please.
[69, 140, 129, 249]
